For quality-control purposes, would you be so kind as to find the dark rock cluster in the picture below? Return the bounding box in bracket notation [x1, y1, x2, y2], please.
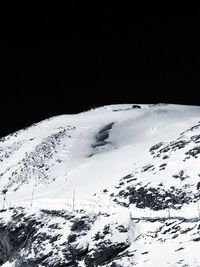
[1, 127, 74, 192]
[0, 208, 131, 266]
[0, 141, 23, 162]
[150, 123, 200, 161]
[116, 185, 194, 210]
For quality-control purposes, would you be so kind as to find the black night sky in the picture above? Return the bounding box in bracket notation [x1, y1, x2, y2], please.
[0, 4, 200, 137]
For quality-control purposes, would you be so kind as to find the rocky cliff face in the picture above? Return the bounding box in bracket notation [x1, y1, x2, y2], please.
[1, 207, 200, 266]
[0, 208, 134, 266]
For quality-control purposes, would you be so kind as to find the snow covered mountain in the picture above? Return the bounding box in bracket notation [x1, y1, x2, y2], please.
[0, 104, 200, 266]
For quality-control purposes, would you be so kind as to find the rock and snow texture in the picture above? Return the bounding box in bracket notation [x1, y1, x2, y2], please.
[0, 104, 200, 266]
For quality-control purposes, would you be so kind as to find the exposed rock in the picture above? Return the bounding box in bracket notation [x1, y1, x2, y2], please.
[85, 243, 129, 267]
[132, 105, 141, 109]
[0, 208, 132, 266]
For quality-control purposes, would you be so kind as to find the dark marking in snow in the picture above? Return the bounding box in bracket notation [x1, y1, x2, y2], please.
[142, 164, 154, 172]
[175, 247, 184, 252]
[192, 237, 200, 242]
[185, 146, 200, 159]
[173, 170, 189, 181]
[98, 123, 115, 134]
[180, 122, 200, 136]
[90, 122, 114, 152]
[132, 105, 141, 109]
[149, 142, 163, 153]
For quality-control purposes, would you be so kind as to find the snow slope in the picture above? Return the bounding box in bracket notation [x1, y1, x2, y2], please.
[0, 103, 200, 205]
[0, 103, 200, 266]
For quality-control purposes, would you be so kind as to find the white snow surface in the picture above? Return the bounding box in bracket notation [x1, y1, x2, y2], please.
[0, 104, 200, 205]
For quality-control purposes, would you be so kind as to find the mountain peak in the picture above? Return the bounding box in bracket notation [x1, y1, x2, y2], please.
[1, 104, 200, 266]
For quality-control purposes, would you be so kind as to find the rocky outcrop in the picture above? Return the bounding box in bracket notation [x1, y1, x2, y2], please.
[0, 208, 132, 266]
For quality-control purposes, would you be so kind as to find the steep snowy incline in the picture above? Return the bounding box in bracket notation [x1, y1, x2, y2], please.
[1, 104, 200, 266]
[0, 104, 200, 206]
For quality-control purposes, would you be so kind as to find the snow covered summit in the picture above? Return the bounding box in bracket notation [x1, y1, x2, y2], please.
[1, 104, 200, 266]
